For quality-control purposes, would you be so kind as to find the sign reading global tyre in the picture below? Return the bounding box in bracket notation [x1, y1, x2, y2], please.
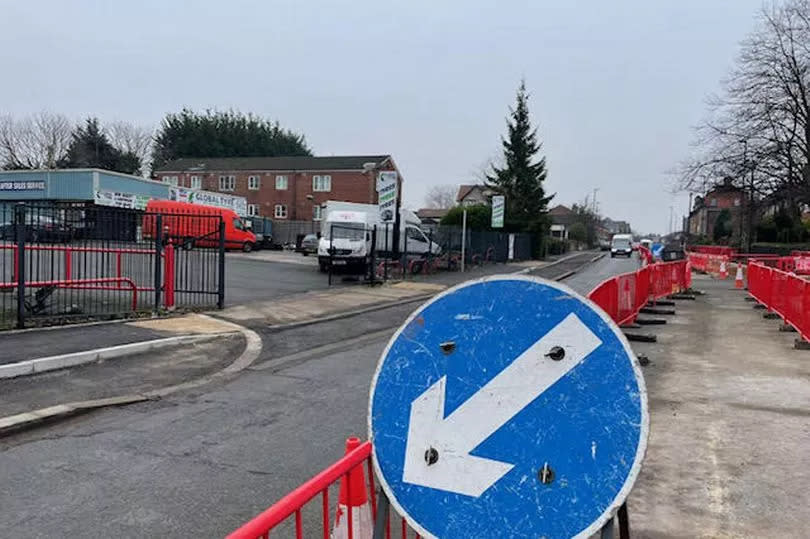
[169, 187, 247, 217]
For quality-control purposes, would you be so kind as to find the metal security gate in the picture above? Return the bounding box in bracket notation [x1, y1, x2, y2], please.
[0, 202, 225, 329]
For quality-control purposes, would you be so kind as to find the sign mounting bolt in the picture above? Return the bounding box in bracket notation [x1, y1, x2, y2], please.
[545, 346, 565, 361]
[539, 462, 554, 484]
[439, 341, 456, 355]
[424, 447, 439, 466]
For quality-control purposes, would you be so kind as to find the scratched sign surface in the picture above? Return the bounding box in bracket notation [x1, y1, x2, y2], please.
[368, 275, 648, 538]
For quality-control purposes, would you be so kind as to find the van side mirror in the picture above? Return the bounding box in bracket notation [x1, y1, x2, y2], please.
[366, 232, 371, 241]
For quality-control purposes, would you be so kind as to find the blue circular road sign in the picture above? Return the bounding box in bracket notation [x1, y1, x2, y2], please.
[368, 275, 648, 538]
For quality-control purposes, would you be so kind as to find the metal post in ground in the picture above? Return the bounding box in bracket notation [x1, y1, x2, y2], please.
[428, 229, 433, 272]
[372, 489, 390, 539]
[369, 225, 377, 285]
[153, 214, 163, 313]
[328, 224, 334, 286]
[15, 204, 26, 329]
[217, 219, 226, 309]
[461, 209, 467, 272]
[402, 227, 409, 279]
[384, 222, 389, 281]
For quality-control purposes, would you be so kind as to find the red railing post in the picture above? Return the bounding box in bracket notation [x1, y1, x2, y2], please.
[164, 242, 175, 309]
[65, 249, 72, 280]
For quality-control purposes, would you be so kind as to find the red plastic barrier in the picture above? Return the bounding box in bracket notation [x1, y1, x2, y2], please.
[691, 245, 736, 256]
[748, 261, 810, 342]
[588, 260, 688, 326]
[228, 440, 419, 539]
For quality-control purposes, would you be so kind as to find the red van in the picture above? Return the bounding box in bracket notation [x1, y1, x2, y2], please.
[143, 200, 257, 252]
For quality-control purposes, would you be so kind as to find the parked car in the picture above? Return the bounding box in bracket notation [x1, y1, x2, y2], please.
[299, 233, 319, 256]
[0, 214, 73, 243]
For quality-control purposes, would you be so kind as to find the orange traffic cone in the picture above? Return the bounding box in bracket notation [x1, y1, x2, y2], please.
[735, 263, 745, 289]
[332, 438, 373, 539]
[719, 260, 728, 279]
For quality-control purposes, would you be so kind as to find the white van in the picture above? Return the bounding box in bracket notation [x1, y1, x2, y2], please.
[317, 202, 441, 272]
[610, 234, 633, 258]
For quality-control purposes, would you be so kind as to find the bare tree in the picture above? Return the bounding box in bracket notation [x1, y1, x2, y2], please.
[106, 121, 154, 176]
[424, 185, 457, 209]
[0, 111, 72, 169]
[678, 0, 810, 247]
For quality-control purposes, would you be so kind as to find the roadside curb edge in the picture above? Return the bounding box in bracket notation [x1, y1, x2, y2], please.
[0, 319, 262, 437]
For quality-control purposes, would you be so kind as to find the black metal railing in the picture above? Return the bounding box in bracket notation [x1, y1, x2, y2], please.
[0, 202, 225, 329]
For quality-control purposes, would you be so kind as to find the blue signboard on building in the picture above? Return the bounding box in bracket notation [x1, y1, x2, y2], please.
[369, 276, 648, 538]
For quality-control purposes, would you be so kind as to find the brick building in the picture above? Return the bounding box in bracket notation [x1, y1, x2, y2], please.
[688, 179, 744, 240]
[154, 155, 401, 221]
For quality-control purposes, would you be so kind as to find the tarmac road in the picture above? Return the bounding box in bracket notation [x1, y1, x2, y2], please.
[0, 253, 631, 537]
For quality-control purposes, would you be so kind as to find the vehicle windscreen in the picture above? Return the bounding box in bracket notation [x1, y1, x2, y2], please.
[612, 238, 631, 249]
[323, 223, 366, 241]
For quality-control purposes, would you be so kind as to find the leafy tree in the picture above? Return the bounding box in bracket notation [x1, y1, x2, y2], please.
[486, 81, 553, 234]
[571, 202, 600, 247]
[59, 118, 141, 174]
[440, 204, 492, 230]
[568, 222, 587, 244]
[152, 109, 311, 170]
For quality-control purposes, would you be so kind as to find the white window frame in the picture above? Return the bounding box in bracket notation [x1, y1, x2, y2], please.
[162, 176, 178, 186]
[247, 204, 259, 216]
[248, 175, 261, 190]
[190, 175, 201, 190]
[219, 175, 235, 191]
[313, 205, 322, 221]
[313, 174, 331, 192]
[275, 175, 288, 190]
[274, 204, 288, 219]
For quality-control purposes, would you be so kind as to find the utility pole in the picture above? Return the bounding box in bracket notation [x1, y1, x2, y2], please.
[592, 188, 599, 214]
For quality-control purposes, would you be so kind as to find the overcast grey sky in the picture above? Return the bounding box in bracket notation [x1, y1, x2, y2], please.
[0, 1, 764, 233]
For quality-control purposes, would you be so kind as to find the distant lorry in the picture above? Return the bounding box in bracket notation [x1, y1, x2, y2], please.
[143, 200, 257, 251]
[317, 201, 441, 272]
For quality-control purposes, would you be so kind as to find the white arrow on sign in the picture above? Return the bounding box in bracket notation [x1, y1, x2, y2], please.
[402, 313, 602, 497]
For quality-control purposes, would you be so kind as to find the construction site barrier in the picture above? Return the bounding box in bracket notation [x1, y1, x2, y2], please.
[587, 259, 689, 326]
[748, 261, 810, 342]
[691, 245, 736, 256]
[686, 252, 731, 277]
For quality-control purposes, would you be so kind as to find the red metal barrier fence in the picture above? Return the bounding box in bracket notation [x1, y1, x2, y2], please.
[747, 261, 810, 342]
[230, 258, 692, 537]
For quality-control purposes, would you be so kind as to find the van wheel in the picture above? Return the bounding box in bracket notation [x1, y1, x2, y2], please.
[242, 242, 254, 253]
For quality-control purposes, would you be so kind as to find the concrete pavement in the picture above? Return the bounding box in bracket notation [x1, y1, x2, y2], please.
[626, 274, 810, 538]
